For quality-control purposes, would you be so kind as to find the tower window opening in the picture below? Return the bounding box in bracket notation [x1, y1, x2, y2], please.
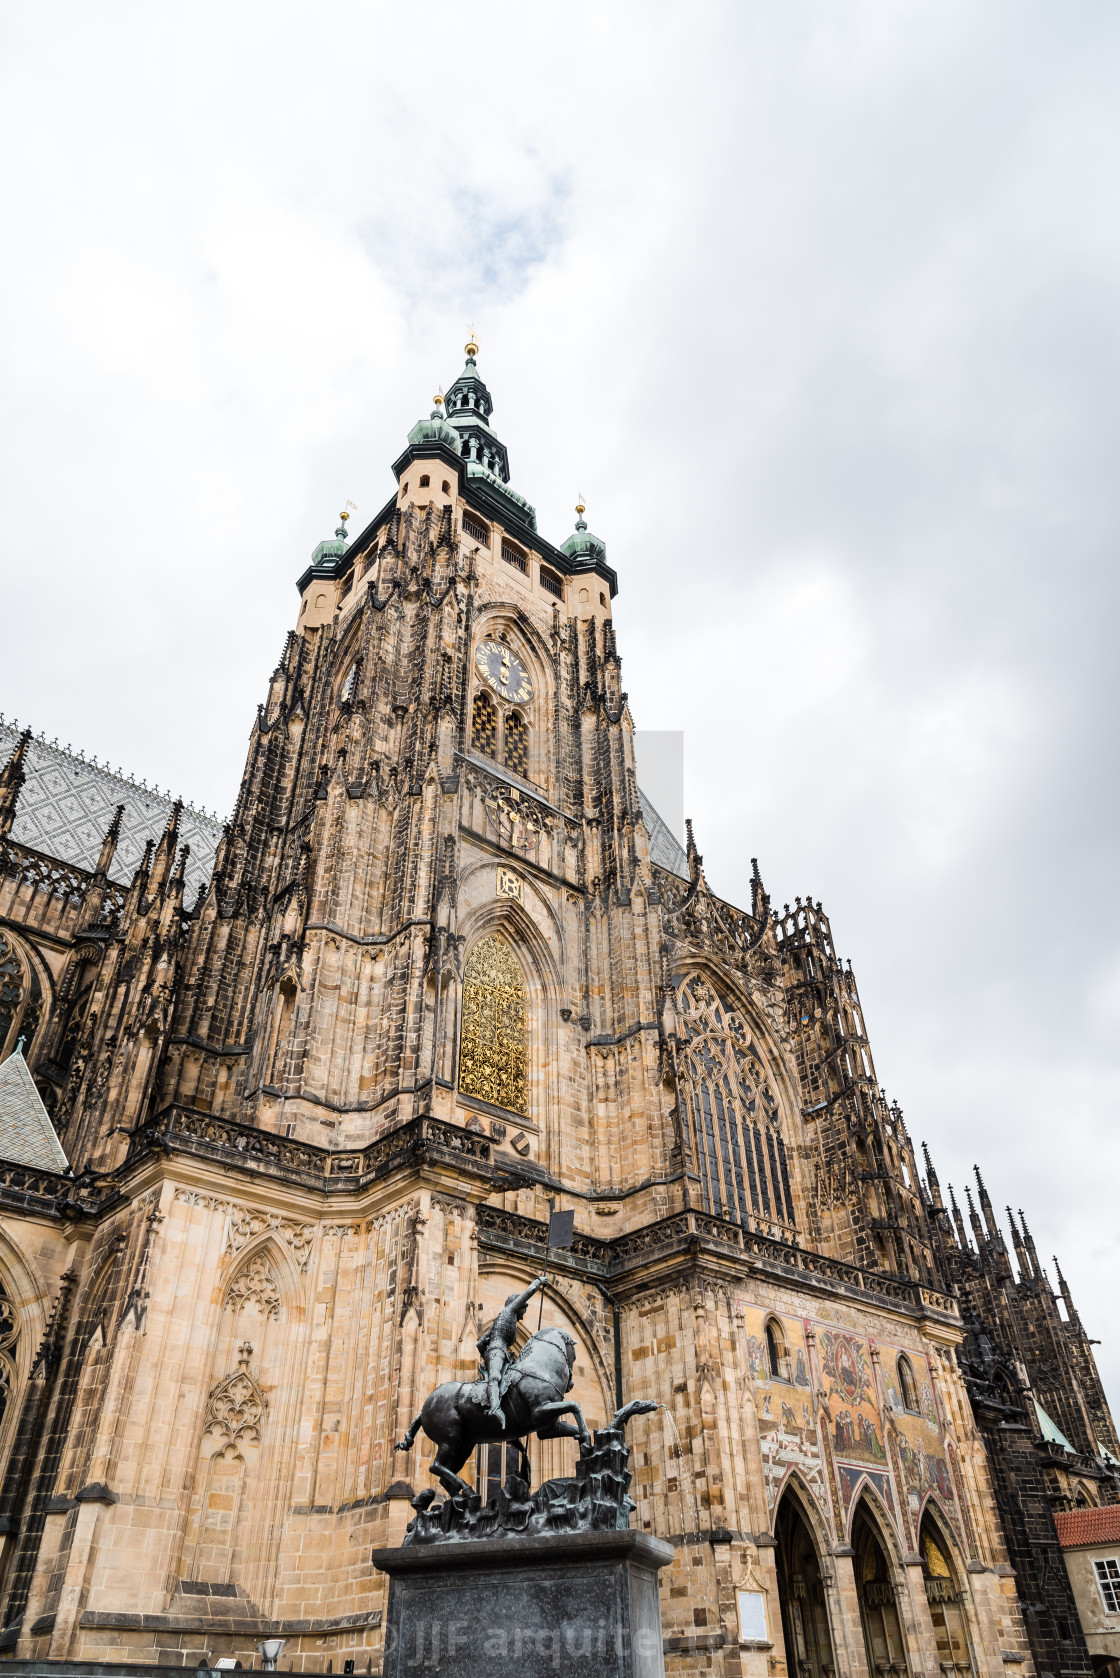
[463, 511, 490, 546]
[501, 539, 528, 574]
[442, 480, 450, 494]
[402, 482, 409, 495]
[540, 568, 563, 599]
[419, 474, 430, 488]
[897, 1355, 919, 1412]
[765, 1318, 790, 1381]
[504, 712, 529, 779]
[599, 592, 607, 607]
[471, 690, 498, 759]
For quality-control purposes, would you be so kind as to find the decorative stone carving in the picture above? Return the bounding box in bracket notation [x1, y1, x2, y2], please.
[224, 1254, 281, 1320]
[204, 1342, 267, 1448]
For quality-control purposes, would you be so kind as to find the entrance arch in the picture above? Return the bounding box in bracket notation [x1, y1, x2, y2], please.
[775, 1486, 836, 1678]
[920, 1509, 975, 1675]
[852, 1497, 909, 1676]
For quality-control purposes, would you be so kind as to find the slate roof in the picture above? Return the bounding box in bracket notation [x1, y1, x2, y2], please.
[0, 1050, 69, 1172]
[638, 787, 688, 879]
[0, 721, 224, 903]
[1035, 1398, 1076, 1453]
[1054, 1507, 1120, 1549]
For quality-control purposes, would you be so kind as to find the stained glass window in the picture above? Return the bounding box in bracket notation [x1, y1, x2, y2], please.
[504, 712, 529, 779]
[677, 974, 796, 1233]
[471, 690, 497, 758]
[458, 935, 528, 1116]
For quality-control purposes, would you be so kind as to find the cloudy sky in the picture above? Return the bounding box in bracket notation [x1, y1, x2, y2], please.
[2, 2, 1117, 1405]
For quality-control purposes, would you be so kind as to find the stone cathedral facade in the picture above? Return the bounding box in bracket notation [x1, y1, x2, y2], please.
[0, 342, 1115, 1678]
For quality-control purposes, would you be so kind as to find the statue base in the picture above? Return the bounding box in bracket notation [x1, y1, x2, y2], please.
[371, 1528, 673, 1677]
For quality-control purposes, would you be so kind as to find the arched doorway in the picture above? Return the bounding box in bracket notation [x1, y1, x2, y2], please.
[852, 1500, 909, 1676]
[776, 1489, 836, 1678]
[920, 1511, 974, 1675]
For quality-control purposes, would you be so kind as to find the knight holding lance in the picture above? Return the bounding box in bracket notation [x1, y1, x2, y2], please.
[477, 1275, 547, 1420]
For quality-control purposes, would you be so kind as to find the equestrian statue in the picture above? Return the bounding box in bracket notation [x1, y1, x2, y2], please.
[394, 1274, 655, 1508]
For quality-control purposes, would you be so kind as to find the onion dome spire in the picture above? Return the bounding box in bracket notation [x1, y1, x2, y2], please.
[407, 387, 461, 455]
[561, 493, 608, 568]
[444, 330, 509, 482]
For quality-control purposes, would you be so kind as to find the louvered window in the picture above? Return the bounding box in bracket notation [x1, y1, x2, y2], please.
[501, 539, 527, 574]
[539, 568, 563, 599]
[463, 511, 489, 545]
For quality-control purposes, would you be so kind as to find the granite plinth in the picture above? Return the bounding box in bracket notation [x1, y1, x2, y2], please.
[371, 1528, 673, 1678]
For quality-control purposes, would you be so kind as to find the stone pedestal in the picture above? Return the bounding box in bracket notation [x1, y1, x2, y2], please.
[371, 1528, 673, 1678]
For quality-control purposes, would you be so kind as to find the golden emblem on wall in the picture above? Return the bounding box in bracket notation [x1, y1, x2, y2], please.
[496, 866, 523, 902]
[484, 783, 543, 852]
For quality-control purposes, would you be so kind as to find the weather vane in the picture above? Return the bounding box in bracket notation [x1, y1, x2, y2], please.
[465, 324, 479, 358]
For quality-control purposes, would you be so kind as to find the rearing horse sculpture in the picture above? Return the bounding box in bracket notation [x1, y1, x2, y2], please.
[395, 1323, 654, 1504]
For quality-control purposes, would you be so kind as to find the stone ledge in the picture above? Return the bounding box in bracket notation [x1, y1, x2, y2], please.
[78, 1610, 382, 1635]
[372, 1529, 674, 1577]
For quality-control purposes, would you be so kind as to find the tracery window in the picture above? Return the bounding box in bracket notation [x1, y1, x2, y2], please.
[504, 712, 529, 778]
[0, 934, 42, 1061]
[471, 691, 497, 758]
[339, 661, 358, 704]
[0, 1274, 20, 1446]
[458, 934, 528, 1116]
[676, 973, 796, 1233]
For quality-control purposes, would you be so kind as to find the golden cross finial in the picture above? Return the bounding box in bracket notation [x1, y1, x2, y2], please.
[465, 325, 480, 358]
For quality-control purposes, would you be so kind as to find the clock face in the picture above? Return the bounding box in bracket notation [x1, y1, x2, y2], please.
[475, 639, 532, 704]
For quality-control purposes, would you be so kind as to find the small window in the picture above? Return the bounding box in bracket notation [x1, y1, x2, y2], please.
[402, 482, 409, 495]
[539, 568, 563, 599]
[442, 480, 450, 494]
[339, 571, 353, 599]
[504, 712, 528, 778]
[471, 690, 497, 758]
[463, 510, 489, 546]
[897, 1355, 919, 1412]
[501, 539, 528, 574]
[419, 474, 430, 488]
[765, 1319, 789, 1381]
[1096, 1559, 1120, 1615]
[599, 592, 607, 607]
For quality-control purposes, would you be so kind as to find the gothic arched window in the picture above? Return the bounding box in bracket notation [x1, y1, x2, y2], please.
[504, 711, 529, 779]
[897, 1354, 919, 1412]
[339, 661, 358, 705]
[0, 933, 42, 1061]
[458, 934, 528, 1116]
[766, 1318, 790, 1380]
[471, 690, 497, 758]
[676, 973, 796, 1233]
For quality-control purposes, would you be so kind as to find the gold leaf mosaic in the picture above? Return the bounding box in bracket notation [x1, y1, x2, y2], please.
[458, 934, 528, 1116]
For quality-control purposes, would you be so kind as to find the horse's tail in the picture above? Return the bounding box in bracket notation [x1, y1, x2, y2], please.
[394, 1412, 424, 1453]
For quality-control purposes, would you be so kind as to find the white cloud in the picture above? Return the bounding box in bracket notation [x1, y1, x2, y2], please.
[2, 0, 1118, 1406]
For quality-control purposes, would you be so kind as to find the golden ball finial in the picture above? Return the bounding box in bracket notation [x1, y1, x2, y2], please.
[433, 389, 444, 407]
[465, 325, 479, 358]
[575, 493, 586, 517]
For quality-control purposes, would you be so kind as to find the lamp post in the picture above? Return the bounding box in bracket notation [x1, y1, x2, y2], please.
[257, 1640, 286, 1671]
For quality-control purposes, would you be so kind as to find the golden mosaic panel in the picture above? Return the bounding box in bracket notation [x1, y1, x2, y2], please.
[458, 934, 528, 1117]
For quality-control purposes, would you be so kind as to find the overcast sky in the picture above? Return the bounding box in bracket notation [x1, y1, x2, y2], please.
[2, 2, 1117, 1409]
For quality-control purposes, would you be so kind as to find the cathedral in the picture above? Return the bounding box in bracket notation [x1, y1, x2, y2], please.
[0, 336, 1115, 1678]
